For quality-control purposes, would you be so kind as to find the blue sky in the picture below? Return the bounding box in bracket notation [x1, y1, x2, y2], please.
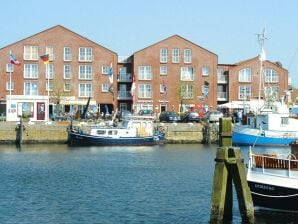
[1, 0, 298, 86]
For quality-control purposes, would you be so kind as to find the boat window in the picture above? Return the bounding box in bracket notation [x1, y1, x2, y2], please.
[132, 122, 141, 128]
[281, 117, 289, 125]
[108, 130, 118, 135]
[96, 130, 106, 135]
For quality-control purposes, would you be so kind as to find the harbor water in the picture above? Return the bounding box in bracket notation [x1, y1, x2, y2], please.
[0, 143, 297, 223]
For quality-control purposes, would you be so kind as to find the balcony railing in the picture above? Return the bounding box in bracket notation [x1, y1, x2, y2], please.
[217, 75, 228, 83]
[118, 91, 132, 100]
[118, 73, 132, 82]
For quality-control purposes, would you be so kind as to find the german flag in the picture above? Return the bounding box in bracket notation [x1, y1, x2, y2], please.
[40, 54, 49, 64]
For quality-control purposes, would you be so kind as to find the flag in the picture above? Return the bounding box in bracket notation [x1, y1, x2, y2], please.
[162, 79, 167, 95]
[130, 74, 136, 96]
[9, 53, 21, 65]
[108, 84, 114, 96]
[108, 62, 113, 84]
[40, 54, 49, 64]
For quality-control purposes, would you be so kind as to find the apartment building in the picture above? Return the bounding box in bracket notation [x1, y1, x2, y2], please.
[0, 25, 117, 121]
[218, 57, 288, 104]
[0, 25, 289, 121]
[131, 35, 218, 113]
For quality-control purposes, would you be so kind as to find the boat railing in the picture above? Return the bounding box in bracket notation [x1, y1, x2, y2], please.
[249, 153, 298, 178]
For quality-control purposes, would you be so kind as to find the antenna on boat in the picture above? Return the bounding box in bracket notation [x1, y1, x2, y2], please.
[257, 28, 267, 112]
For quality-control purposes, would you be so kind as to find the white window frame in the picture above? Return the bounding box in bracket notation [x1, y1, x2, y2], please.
[265, 68, 279, 83]
[138, 66, 152, 80]
[24, 45, 38, 60]
[24, 82, 38, 95]
[181, 84, 194, 99]
[138, 84, 152, 98]
[160, 66, 167, 75]
[46, 46, 54, 61]
[202, 66, 210, 76]
[64, 47, 72, 61]
[102, 66, 109, 74]
[24, 64, 38, 79]
[64, 83, 71, 92]
[6, 63, 14, 72]
[238, 68, 252, 82]
[45, 64, 54, 79]
[79, 65, 93, 79]
[46, 82, 54, 92]
[172, 48, 180, 63]
[160, 48, 168, 63]
[63, 64, 71, 79]
[102, 83, 109, 92]
[238, 85, 251, 99]
[183, 49, 192, 63]
[180, 67, 194, 81]
[6, 81, 14, 91]
[79, 47, 93, 62]
[79, 83, 92, 97]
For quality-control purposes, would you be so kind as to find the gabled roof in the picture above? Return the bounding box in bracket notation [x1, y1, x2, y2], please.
[133, 34, 217, 57]
[0, 25, 117, 55]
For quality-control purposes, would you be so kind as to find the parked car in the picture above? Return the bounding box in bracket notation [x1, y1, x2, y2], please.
[159, 111, 181, 123]
[138, 109, 154, 116]
[180, 111, 200, 123]
[203, 110, 223, 122]
[116, 110, 132, 121]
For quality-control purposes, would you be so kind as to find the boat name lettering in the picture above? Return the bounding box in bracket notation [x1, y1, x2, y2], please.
[254, 183, 275, 191]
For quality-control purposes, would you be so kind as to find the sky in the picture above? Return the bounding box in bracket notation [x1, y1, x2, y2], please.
[1, 0, 298, 86]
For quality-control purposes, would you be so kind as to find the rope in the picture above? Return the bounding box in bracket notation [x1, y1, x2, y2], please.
[251, 191, 298, 198]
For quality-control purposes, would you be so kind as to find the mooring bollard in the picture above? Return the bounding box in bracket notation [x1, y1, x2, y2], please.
[210, 118, 254, 223]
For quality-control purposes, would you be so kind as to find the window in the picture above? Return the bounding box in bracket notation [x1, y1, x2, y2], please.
[160, 83, 167, 93]
[202, 66, 210, 76]
[45, 64, 54, 79]
[180, 67, 194, 81]
[138, 84, 152, 98]
[6, 64, 14, 72]
[281, 117, 289, 126]
[160, 48, 168, 63]
[24, 82, 38, 95]
[102, 83, 109, 92]
[79, 65, 93, 79]
[184, 49, 192, 63]
[46, 46, 54, 61]
[46, 82, 53, 91]
[217, 68, 224, 76]
[6, 81, 14, 91]
[201, 84, 209, 98]
[64, 47, 72, 61]
[160, 66, 167, 75]
[102, 66, 109, 74]
[64, 83, 71, 92]
[265, 86, 279, 100]
[265, 68, 279, 83]
[79, 47, 93, 61]
[138, 66, 152, 80]
[24, 46, 38, 60]
[239, 68, 252, 82]
[239, 85, 251, 99]
[181, 84, 194, 99]
[172, 48, 180, 63]
[24, 64, 38, 78]
[64, 64, 71, 79]
[79, 83, 92, 97]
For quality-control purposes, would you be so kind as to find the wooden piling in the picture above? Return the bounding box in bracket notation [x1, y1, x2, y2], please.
[210, 118, 254, 223]
[16, 118, 23, 146]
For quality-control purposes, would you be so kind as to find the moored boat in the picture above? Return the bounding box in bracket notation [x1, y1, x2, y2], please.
[247, 143, 298, 212]
[67, 119, 165, 146]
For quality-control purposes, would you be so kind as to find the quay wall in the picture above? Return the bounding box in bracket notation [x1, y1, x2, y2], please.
[0, 121, 216, 144]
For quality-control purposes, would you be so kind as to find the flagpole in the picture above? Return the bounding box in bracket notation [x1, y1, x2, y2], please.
[47, 63, 49, 122]
[9, 50, 12, 116]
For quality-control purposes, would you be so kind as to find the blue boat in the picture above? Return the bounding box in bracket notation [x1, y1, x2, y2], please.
[68, 119, 165, 146]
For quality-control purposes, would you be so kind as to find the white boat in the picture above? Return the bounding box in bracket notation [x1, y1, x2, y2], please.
[247, 143, 298, 212]
[68, 119, 165, 146]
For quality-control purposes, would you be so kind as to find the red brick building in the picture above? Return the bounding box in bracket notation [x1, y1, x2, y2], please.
[0, 25, 117, 121]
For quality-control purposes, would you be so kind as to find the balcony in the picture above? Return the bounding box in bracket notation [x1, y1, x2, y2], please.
[217, 92, 228, 101]
[118, 73, 132, 82]
[118, 91, 132, 100]
[217, 75, 228, 84]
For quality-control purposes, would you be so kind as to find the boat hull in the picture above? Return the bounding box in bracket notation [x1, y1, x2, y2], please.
[248, 181, 298, 212]
[232, 128, 297, 146]
[68, 131, 165, 146]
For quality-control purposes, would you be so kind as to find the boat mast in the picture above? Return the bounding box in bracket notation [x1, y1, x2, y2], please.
[257, 28, 266, 112]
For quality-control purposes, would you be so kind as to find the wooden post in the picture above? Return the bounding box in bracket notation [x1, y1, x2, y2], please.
[210, 119, 254, 223]
[16, 118, 23, 146]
